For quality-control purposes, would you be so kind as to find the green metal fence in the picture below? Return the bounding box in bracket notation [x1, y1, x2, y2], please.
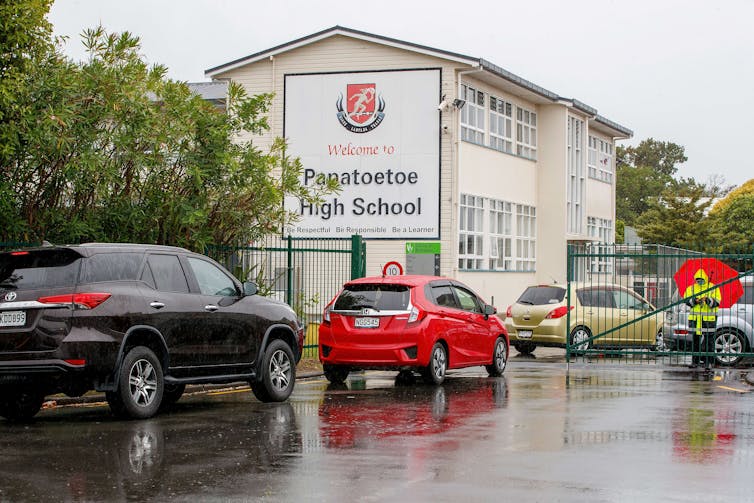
[566, 243, 754, 368]
[207, 235, 366, 358]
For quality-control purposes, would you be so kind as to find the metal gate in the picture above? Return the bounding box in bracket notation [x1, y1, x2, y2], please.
[565, 244, 754, 368]
[206, 235, 366, 357]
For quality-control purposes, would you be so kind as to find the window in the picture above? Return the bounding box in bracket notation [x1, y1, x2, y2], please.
[460, 85, 485, 144]
[516, 204, 536, 271]
[567, 116, 585, 234]
[334, 284, 410, 311]
[146, 254, 189, 293]
[459, 194, 485, 270]
[453, 286, 482, 313]
[489, 96, 513, 153]
[516, 107, 537, 159]
[80, 253, 143, 283]
[459, 194, 536, 272]
[489, 199, 512, 270]
[587, 218, 614, 273]
[588, 136, 614, 183]
[431, 285, 458, 309]
[187, 257, 238, 297]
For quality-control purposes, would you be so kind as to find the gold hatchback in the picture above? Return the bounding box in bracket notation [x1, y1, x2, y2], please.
[504, 283, 664, 355]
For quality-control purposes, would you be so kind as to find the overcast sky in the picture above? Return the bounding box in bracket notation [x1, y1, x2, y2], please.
[48, 0, 754, 188]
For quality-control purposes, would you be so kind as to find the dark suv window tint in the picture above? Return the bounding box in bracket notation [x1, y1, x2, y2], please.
[454, 286, 482, 313]
[0, 249, 81, 290]
[431, 285, 458, 308]
[80, 253, 143, 283]
[147, 254, 189, 293]
[187, 257, 238, 296]
[517, 286, 566, 305]
[334, 284, 410, 311]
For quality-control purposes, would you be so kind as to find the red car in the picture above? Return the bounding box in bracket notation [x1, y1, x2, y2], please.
[318, 275, 509, 384]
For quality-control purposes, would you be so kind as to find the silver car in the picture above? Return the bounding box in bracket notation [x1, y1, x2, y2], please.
[664, 275, 754, 365]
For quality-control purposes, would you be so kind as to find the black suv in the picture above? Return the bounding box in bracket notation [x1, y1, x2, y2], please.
[0, 243, 304, 421]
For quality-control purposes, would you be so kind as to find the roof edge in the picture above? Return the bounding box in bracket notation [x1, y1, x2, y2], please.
[206, 25, 479, 77]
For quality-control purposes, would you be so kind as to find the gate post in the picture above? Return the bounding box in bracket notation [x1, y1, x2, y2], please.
[286, 235, 293, 305]
[351, 234, 365, 279]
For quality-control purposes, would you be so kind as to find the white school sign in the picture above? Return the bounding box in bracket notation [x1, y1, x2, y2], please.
[283, 69, 441, 239]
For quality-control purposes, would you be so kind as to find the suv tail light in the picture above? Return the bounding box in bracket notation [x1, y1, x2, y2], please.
[546, 305, 573, 319]
[38, 293, 112, 310]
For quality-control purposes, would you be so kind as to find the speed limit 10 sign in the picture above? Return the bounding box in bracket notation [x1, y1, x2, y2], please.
[382, 261, 404, 276]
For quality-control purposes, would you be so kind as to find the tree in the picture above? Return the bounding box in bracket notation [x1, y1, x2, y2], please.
[708, 192, 754, 251]
[635, 180, 713, 248]
[618, 138, 687, 178]
[2, 26, 337, 249]
[709, 178, 754, 215]
[0, 0, 54, 238]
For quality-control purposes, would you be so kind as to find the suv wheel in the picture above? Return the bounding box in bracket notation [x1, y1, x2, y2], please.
[714, 330, 746, 367]
[486, 337, 508, 376]
[422, 342, 447, 385]
[251, 339, 295, 402]
[0, 387, 45, 422]
[108, 346, 164, 419]
[323, 364, 351, 384]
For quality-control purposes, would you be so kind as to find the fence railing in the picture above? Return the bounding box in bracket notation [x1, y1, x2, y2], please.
[566, 243, 754, 368]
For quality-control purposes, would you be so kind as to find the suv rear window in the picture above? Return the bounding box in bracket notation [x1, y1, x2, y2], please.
[517, 286, 566, 306]
[334, 284, 410, 311]
[0, 249, 81, 290]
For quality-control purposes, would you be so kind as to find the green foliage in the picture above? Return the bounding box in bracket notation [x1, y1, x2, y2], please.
[635, 180, 713, 247]
[618, 138, 687, 177]
[708, 193, 754, 251]
[1, 25, 338, 250]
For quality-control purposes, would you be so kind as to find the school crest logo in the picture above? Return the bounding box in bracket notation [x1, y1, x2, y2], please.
[336, 83, 386, 133]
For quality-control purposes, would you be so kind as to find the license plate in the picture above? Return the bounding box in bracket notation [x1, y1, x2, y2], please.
[518, 330, 532, 339]
[354, 317, 379, 328]
[0, 311, 26, 327]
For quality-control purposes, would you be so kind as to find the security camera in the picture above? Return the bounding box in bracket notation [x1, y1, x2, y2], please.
[437, 100, 448, 111]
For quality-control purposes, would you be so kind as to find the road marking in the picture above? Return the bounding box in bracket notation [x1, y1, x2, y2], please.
[717, 385, 748, 393]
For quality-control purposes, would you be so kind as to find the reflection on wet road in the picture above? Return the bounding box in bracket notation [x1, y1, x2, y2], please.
[2, 360, 754, 502]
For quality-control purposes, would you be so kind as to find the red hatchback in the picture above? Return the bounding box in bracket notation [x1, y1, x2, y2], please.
[319, 275, 509, 385]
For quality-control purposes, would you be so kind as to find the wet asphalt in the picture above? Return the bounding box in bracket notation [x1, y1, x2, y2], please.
[2, 349, 754, 502]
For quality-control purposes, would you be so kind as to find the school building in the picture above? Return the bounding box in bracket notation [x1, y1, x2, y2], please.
[204, 26, 632, 309]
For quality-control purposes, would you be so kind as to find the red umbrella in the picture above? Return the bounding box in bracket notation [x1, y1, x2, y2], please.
[673, 258, 743, 308]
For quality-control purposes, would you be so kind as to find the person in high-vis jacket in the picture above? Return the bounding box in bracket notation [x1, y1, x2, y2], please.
[683, 269, 721, 369]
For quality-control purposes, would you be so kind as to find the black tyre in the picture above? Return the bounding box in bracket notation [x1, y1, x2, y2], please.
[395, 370, 416, 386]
[422, 342, 447, 385]
[0, 387, 45, 422]
[569, 326, 592, 351]
[323, 364, 351, 384]
[159, 383, 186, 410]
[714, 330, 747, 367]
[108, 346, 164, 420]
[486, 337, 508, 376]
[251, 339, 295, 402]
[513, 341, 536, 355]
